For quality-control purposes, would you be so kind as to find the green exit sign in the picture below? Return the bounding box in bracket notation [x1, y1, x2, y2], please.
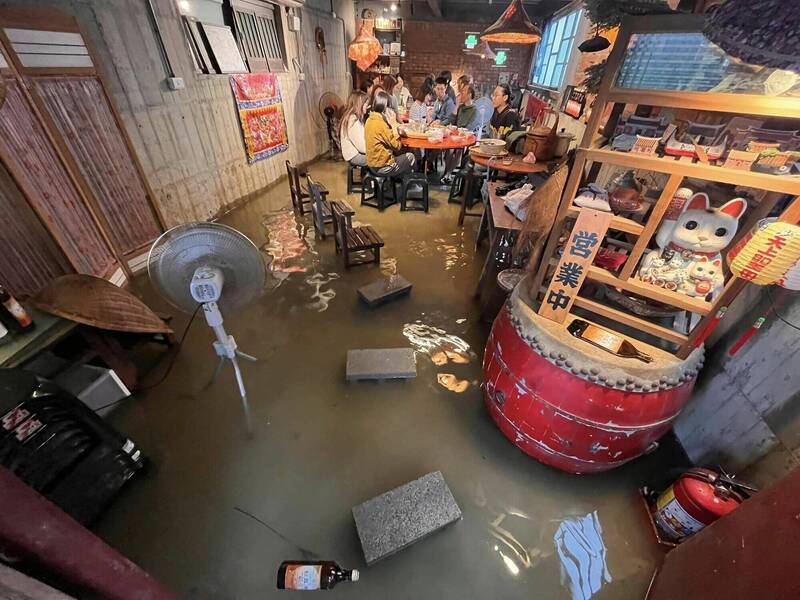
[494, 50, 508, 66]
[464, 33, 478, 49]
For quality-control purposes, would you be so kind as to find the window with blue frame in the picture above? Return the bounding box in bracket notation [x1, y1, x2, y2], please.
[530, 9, 583, 89]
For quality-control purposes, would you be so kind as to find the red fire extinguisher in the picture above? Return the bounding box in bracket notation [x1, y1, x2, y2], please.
[653, 468, 756, 543]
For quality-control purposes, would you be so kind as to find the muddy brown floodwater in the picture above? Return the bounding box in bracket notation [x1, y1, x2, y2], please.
[96, 160, 678, 599]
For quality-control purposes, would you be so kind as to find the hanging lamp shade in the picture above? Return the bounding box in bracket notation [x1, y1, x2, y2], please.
[348, 20, 383, 71]
[480, 0, 541, 44]
[704, 0, 800, 73]
[578, 25, 611, 53]
[466, 40, 497, 60]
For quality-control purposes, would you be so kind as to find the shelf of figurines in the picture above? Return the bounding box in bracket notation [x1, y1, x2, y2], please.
[557, 174, 763, 340]
[594, 112, 800, 196]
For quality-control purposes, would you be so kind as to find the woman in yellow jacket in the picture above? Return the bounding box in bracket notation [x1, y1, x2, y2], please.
[364, 91, 415, 178]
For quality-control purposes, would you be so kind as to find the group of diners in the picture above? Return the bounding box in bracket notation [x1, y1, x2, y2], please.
[340, 69, 523, 187]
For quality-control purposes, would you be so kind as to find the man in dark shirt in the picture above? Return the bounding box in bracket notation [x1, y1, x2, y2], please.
[489, 83, 520, 140]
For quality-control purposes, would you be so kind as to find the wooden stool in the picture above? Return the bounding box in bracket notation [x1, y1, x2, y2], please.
[400, 173, 429, 212]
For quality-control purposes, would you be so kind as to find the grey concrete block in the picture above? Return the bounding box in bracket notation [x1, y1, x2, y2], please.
[352, 471, 462, 565]
[346, 348, 416, 381]
[357, 275, 412, 307]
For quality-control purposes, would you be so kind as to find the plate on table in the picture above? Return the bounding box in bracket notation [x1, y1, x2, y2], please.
[470, 147, 509, 159]
[403, 130, 430, 139]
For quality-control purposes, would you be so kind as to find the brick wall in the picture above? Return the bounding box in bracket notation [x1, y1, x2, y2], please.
[400, 21, 535, 95]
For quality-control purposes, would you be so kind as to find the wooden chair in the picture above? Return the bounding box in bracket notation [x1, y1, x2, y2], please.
[331, 200, 384, 267]
[286, 161, 327, 215]
[306, 174, 334, 239]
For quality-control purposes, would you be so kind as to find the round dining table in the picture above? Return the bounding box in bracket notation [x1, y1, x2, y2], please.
[400, 133, 478, 151]
[468, 149, 549, 175]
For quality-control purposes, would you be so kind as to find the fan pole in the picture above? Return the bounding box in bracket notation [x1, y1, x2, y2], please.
[203, 302, 257, 433]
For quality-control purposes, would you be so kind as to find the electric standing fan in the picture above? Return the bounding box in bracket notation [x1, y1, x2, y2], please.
[147, 222, 266, 432]
[318, 91, 344, 159]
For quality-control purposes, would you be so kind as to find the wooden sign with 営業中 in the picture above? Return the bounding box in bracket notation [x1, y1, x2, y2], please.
[538, 209, 612, 324]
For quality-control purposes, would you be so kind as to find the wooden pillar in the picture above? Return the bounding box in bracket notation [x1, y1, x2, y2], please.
[0, 467, 177, 600]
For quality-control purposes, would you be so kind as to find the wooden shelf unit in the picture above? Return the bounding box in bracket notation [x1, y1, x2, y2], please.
[566, 205, 644, 235]
[530, 13, 800, 358]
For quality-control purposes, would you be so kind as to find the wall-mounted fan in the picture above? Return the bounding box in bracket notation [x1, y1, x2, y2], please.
[318, 91, 344, 159]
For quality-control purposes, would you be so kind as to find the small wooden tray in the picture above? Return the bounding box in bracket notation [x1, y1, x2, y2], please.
[402, 130, 429, 139]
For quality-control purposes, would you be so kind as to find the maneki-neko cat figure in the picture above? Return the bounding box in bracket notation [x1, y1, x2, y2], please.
[638, 192, 748, 302]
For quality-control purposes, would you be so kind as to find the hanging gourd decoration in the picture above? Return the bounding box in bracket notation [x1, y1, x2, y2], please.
[348, 16, 382, 72]
[315, 26, 327, 75]
[728, 219, 800, 286]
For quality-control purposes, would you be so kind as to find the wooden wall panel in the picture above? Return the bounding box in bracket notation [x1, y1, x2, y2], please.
[33, 76, 162, 254]
[0, 162, 72, 297]
[0, 77, 116, 277]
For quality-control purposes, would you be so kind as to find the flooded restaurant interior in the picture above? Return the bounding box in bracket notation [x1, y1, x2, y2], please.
[0, 0, 798, 598]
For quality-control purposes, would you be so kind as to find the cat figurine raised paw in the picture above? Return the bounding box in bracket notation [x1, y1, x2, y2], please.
[638, 192, 747, 303]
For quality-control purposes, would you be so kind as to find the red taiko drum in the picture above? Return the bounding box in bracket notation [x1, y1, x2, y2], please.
[483, 284, 704, 474]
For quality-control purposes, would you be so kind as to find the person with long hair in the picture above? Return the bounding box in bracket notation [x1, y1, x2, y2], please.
[340, 90, 368, 167]
[366, 84, 397, 120]
[364, 90, 415, 178]
[439, 70, 456, 103]
[490, 83, 520, 140]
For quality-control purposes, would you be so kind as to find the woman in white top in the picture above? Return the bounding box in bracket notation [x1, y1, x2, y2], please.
[340, 90, 368, 167]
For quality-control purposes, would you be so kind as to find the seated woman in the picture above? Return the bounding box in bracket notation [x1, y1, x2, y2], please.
[392, 74, 411, 109]
[365, 90, 415, 178]
[408, 85, 433, 124]
[366, 84, 397, 121]
[340, 90, 368, 167]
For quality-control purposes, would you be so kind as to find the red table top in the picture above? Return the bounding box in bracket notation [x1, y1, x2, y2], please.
[401, 134, 477, 151]
[469, 149, 549, 174]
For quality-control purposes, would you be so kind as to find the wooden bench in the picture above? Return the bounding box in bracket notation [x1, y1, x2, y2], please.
[331, 200, 384, 268]
[286, 161, 327, 215]
[306, 174, 334, 239]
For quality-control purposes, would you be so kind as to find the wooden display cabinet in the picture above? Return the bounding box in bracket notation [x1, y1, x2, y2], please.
[530, 14, 800, 359]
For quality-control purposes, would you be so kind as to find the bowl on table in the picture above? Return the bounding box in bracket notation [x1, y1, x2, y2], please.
[475, 139, 507, 156]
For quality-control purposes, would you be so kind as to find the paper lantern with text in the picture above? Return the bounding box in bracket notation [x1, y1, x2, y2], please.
[728, 219, 800, 285]
[348, 21, 383, 71]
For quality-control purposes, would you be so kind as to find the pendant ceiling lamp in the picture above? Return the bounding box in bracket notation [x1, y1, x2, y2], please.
[480, 0, 541, 44]
[348, 19, 383, 71]
[467, 40, 497, 60]
[578, 25, 610, 53]
[704, 0, 800, 73]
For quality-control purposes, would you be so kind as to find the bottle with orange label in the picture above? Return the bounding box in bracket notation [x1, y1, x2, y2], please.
[277, 560, 359, 591]
[0, 284, 34, 333]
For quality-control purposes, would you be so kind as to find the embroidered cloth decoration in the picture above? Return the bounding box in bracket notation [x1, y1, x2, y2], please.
[230, 73, 289, 163]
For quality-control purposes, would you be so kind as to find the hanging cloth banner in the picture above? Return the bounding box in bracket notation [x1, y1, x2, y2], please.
[230, 73, 289, 164]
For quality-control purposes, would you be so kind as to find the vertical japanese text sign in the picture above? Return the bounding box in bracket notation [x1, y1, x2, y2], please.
[538, 209, 612, 324]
